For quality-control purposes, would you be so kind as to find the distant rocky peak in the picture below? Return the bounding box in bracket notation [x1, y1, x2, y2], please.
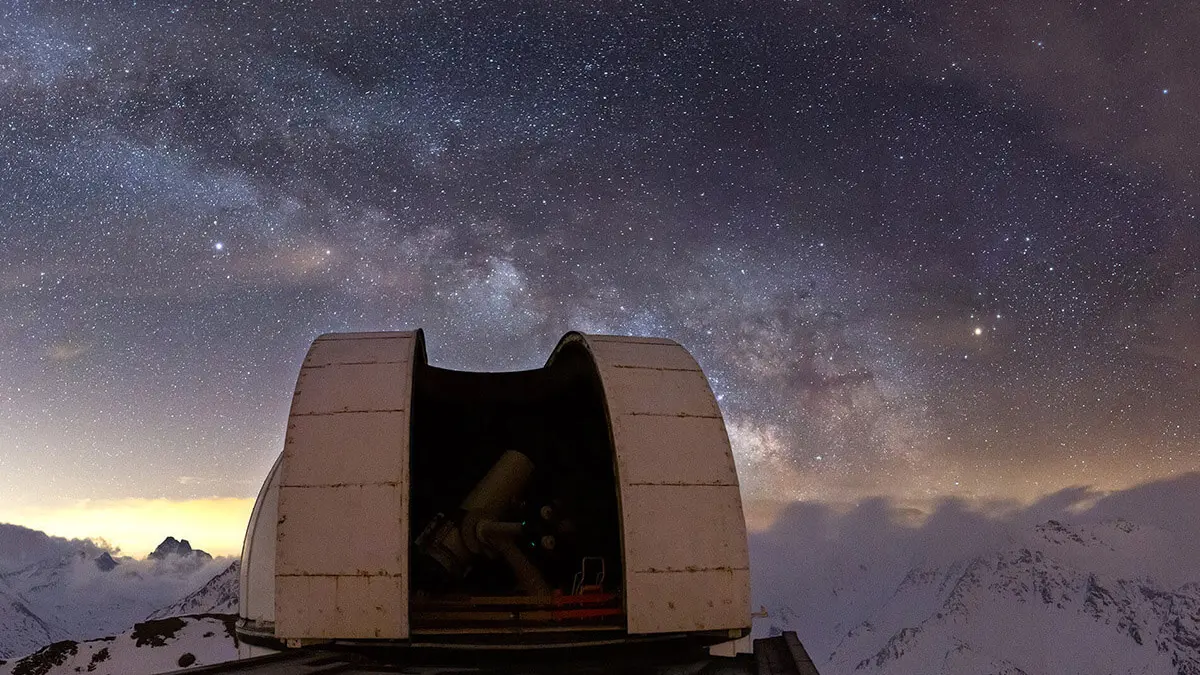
[93, 552, 118, 571]
[147, 537, 211, 561]
[1036, 519, 1089, 546]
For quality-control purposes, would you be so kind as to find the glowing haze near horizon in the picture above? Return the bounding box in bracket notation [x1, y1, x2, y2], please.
[1, 1, 1196, 557]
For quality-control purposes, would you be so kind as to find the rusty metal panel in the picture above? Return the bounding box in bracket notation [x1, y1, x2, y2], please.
[283, 412, 408, 486]
[291, 362, 408, 415]
[310, 331, 411, 341]
[603, 366, 722, 418]
[276, 484, 405, 576]
[586, 334, 677, 346]
[239, 452, 282, 624]
[577, 334, 750, 636]
[586, 338, 702, 371]
[276, 332, 416, 640]
[304, 335, 414, 368]
[620, 484, 748, 572]
[624, 567, 751, 634]
[612, 415, 739, 486]
[275, 575, 407, 639]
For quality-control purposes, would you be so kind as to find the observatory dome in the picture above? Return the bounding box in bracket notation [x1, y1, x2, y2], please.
[237, 330, 749, 650]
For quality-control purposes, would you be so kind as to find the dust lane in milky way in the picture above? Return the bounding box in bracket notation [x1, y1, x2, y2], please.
[0, 1, 1195, 542]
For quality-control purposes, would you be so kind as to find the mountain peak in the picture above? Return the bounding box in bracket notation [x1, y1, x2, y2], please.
[93, 552, 118, 572]
[147, 537, 211, 561]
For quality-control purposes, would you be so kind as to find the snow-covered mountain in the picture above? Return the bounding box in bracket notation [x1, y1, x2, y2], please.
[0, 615, 238, 675]
[823, 536, 1200, 673]
[0, 523, 240, 675]
[6, 474, 1200, 674]
[752, 474, 1200, 675]
[0, 584, 67, 661]
[0, 526, 233, 660]
[147, 561, 239, 620]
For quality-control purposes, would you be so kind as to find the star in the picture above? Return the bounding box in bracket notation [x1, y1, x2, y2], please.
[0, 0, 1193, 554]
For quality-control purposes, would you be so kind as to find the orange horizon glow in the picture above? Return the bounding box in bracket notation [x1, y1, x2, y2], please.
[0, 497, 254, 558]
[2, 461, 1191, 559]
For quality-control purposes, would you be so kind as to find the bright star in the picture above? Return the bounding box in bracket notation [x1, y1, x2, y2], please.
[973, 327, 983, 336]
[214, 242, 225, 251]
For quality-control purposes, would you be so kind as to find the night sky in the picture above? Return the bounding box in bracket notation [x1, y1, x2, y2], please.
[1, 1, 1196, 555]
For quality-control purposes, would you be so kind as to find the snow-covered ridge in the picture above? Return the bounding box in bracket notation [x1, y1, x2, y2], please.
[147, 561, 239, 621]
[753, 475, 1200, 675]
[7, 474, 1200, 673]
[0, 526, 234, 660]
[0, 615, 238, 675]
[823, 544, 1200, 674]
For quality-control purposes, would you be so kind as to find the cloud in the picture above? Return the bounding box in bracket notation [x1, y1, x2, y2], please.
[46, 341, 91, 362]
[0, 521, 235, 648]
[748, 472, 1200, 657]
[0, 522, 105, 572]
[0, 497, 254, 558]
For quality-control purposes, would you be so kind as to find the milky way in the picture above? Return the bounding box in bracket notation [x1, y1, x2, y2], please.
[1, 1, 1196, 530]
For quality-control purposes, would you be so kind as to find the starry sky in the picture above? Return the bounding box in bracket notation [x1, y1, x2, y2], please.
[1, 1, 1196, 555]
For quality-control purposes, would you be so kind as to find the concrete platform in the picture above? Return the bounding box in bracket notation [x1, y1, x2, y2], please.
[161, 632, 820, 674]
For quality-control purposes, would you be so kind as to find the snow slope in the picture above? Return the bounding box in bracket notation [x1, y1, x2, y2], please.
[0, 532, 233, 659]
[7, 475, 1200, 673]
[0, 615, 238, 675]
[147, 561, 239, 620]
[0, 551, 231, 649]
[824, 544, 1200, 674]
[752, 475, 1200, 675]
[0, 585, 67, 661]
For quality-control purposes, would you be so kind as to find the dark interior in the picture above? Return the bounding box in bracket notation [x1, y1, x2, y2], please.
[408, 340, 624, 630]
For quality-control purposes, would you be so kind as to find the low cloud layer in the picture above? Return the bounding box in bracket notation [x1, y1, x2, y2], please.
[748, 472, 1200, 657]
[0, 522, 234, 655]
[1, 497, 253, 558]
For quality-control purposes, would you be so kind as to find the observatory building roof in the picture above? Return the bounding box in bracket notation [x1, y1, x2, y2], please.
[239, 330, 749, 648]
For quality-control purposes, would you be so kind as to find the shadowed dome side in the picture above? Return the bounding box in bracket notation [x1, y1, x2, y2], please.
[239, 451, 282, 626]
